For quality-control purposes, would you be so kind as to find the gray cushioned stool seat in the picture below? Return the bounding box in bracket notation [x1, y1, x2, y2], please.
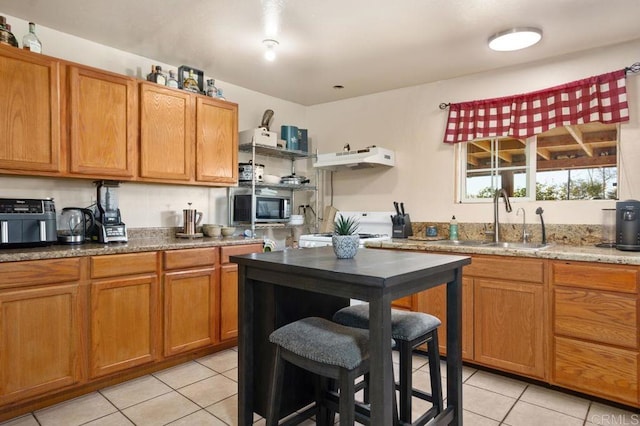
[269, 316, 369, 370]
[333, 304, 441, 340]
[333, 304, 443, 425]
[267, 316, 389, 426]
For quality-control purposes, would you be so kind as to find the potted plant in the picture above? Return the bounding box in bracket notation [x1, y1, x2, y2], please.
[332, 215, 360, 259]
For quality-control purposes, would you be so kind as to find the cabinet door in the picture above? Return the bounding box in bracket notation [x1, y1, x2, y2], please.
[417, 276, 474, 360]
[139, 83, 194, 181]
[0, 283, 82, 403]
[68, 65, 137, 178]
[196, 97, 238, 184]
[220, 244, 264, 341]
[163, 268, 218, 356]
[90, 275, 159, 378]
[474, 279, 545, 378]
[220, 263, 239, 340]
[0, 46, 61, 174]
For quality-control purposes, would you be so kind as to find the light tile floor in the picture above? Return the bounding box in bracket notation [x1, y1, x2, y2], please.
[1, 348, 637, 426]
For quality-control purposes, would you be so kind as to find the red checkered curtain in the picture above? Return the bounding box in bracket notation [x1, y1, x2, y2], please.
[443, 69, 630, 143]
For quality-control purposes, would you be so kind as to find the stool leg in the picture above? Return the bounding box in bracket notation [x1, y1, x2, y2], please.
[339, 369, 356, 426]
[398, 339, 413, 423]
[427, 332, 444, 415]
[266, 346, 285, 426]
[363, 372, 370, 404]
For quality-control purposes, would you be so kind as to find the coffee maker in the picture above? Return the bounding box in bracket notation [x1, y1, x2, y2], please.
[94, 180, 127, 243]
[616, 199, 640, 251]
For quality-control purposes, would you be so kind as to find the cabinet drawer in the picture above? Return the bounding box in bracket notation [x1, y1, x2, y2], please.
[554, 288, 638, 348]
[163, 247, 218, 270]
[221, 244, 263, 264]
[553, 336, 638, 405]
[91, 252, 158, 279]
[552, 261, 638, 293]
[465, 256, 544, 284]
[0, 258, 82, 288]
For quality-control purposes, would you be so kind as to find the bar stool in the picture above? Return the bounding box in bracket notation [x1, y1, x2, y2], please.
[266, 316, 397, 426]
[333, 304, 443, 425]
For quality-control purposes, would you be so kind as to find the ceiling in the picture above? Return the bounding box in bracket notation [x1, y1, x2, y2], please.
[1, 0, 639, 106]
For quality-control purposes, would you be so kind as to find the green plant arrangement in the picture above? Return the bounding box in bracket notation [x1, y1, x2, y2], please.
[333, 215, 359, 235]
[332, 216, 360, 259]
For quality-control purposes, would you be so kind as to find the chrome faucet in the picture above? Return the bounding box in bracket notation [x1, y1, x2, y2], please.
[493, 189, 512, 242]
[516, 208, 530, 243]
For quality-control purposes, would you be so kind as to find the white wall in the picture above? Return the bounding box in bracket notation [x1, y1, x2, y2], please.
[0, 13, 309, 228]
[308, 39, 640, 225]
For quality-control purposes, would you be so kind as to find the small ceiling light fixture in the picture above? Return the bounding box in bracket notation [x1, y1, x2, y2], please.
[488, 27, 542, 51]
[263, 39, 279, 61]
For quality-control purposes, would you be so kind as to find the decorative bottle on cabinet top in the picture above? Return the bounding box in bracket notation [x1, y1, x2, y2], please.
[206, 79, 218, 97]
[0, 16, 18, 48]
[22, 22, 41, 53]
[182, 69, 200, 93]
[166, 70, 179, 88]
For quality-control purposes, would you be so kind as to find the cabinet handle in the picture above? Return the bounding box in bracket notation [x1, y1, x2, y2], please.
[1, 221, 7, 243]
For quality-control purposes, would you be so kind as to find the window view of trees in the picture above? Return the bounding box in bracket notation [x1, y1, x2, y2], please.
[461, 123, 618, 202]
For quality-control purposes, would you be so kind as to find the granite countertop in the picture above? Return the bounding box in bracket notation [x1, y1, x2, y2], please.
[0, 236, 264, 263]
[365, 239, 640, 266]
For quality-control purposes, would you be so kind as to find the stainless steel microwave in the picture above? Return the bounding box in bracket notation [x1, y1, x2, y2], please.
[233, 194, 291, 223]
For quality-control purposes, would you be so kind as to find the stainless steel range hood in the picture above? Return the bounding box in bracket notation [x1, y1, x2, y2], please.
[313, 146, 395, 170]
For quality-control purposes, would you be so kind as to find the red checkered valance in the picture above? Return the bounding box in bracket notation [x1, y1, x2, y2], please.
[443, 69, 630, 144]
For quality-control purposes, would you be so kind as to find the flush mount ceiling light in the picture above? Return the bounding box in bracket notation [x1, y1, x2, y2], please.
[263, 39, 279, 61]
[488, 27, 542, 51]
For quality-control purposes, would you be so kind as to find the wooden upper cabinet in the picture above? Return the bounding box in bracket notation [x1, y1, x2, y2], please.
[67, 65, 137, 178]
[196, 97, 238, 184]
[0, 46, 61, 174]
[139, 82, 194, 181]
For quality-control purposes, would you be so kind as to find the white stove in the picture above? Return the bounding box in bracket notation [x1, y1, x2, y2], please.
[299, 211, 394, 248]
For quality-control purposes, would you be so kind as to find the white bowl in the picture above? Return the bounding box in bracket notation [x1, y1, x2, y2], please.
[221, 227, 236, 237]
[288, 214, 304, 225]
[202, 224, 221, 237]
[263, 174, 281, 184]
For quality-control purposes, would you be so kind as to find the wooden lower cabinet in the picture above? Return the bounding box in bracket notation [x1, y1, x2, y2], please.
[0, 258, 85, 404]
[0, 283, 84, 404]
[219, 244, 264, 341]
[416, 255, 545, 378]
[554, 336, 638, 405]
[551, 260, 640, 405]
[417, 276, 474, 360]
[163, 248, 219, 356]
[89, 252, 160, 378]
[474, 278, 545, 378]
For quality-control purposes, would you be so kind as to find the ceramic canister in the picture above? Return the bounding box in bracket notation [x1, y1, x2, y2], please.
[281, 125, 299, 150]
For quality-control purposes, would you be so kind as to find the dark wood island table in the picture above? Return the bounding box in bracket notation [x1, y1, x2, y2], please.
[231, 246, 471, 425]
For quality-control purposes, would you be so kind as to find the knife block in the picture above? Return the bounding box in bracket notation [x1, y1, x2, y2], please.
[392, 214, 413, 238]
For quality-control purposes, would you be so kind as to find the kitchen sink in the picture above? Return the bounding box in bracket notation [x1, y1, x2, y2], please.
[426, 240, 551, 250]
[485, 242, 551, 250]
[426, 240, 491, 247]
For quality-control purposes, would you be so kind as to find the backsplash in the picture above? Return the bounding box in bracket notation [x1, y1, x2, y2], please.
[411, 222, 603, 246]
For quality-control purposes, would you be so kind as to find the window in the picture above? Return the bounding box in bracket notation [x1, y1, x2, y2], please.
[459, 123, 619, 202]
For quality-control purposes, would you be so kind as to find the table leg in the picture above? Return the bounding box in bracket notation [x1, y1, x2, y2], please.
[368, 295, 394, 425]
[238, 266, 253, 426]
[446, 268, 463, 426]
